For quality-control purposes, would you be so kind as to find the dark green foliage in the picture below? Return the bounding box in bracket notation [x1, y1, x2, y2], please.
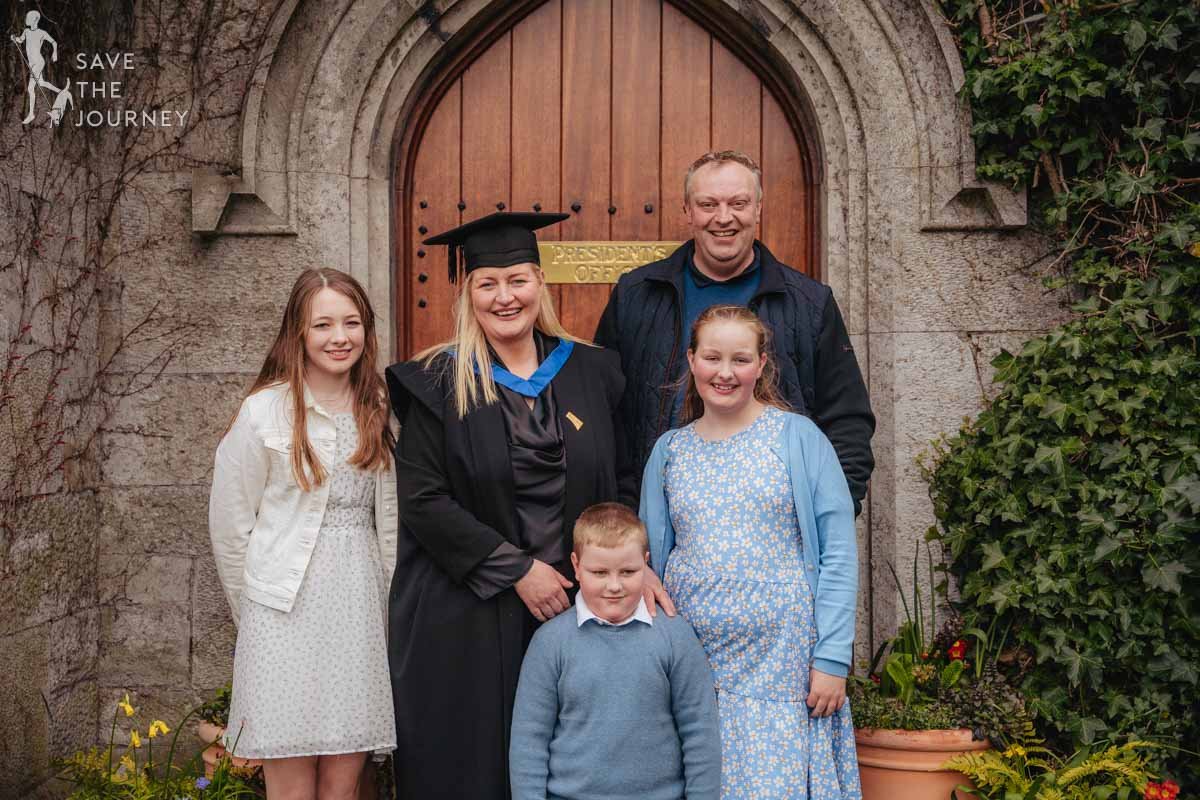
[196, 683, 232, 727]
[944, 0, 1200, 232]
[850, 689, 961, 732]
[945, 663, 1037, 748]
[931, 0, 1200, 780]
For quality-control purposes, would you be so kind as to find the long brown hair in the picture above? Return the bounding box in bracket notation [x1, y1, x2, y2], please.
[239, 268, 394, 490]
[680, 304, 790, 423]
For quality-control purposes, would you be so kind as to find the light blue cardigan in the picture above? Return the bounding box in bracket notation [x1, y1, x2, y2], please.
[639, 411, 859, 678]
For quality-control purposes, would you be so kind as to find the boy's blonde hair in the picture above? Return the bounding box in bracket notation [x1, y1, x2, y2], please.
[573, 503, 648, 555]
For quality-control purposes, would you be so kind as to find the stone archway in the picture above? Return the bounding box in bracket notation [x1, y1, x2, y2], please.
[191, 0, 1029, 650]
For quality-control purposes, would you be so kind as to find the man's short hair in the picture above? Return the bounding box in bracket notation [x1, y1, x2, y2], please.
[573, 503, 648, 554]
[683, 150, 763, 202]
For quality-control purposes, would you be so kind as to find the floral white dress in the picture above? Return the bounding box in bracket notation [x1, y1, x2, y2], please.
[663, 405, 861, 800]
[226, 414, 396, 758]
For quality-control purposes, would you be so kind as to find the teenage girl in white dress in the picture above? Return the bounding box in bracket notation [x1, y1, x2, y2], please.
[209, 268, 397, 799]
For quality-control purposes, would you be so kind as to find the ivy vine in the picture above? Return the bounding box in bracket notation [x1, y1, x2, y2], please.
[929, 0, 1199, 781]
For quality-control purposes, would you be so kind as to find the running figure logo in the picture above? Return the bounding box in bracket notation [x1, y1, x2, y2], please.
[10, 10, 72, 126]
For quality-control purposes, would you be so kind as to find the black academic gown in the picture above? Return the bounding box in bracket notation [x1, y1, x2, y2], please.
[385, 342, 634, 800]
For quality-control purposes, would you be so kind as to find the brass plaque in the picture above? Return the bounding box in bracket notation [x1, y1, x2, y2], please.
[538, 241, 683, 284]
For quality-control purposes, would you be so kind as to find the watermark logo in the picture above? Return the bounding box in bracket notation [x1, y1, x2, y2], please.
[10, 10, 72, 126]
[9, 8, 189, 129]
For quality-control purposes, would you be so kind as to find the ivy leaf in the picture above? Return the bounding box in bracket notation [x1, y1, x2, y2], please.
[1032, 444, 1066, 475]
[1179, 132, 1200, 161]
[1109, 171, 1155, 206]
[1040, 398, 1072, 428]
[1076, 716, 1108, 744]
[1163, 474, 1200, 512]
[973, 74, 988, 99]
[985, 578, 1021, 612]
[1141, 561, 1189, 594]
[1148, 650, 1198, 684]
[1160, 270, 1183, 294]
[1186, 69, 1200, 84]
[1110, 396, 1144, 420]
[1092, 535, 1121, 561]
[1124, 21, 1147, 52]
[1157, 23, 1181, 51]
[1129, 118, 1165, 142]
[981, 541, 1007, 571]
[1060, 136, 1092, 155]
[1159, 218, 1196, 248]
[1096, 443, 1129, 469]
[1061, 646, 1086, 684]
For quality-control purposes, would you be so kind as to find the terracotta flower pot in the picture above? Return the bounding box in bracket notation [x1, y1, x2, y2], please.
[855, 728, 990, 800]
[197, 720, 263, 778]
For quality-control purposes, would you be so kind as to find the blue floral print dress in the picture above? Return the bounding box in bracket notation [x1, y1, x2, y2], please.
[663, 405, 862, 800]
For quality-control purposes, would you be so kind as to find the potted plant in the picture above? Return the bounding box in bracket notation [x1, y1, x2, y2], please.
[851, 547, 1035, 800]
[196, 683, 264, 779]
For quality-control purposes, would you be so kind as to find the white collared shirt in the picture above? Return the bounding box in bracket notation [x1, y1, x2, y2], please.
[575, 594, 654, 627]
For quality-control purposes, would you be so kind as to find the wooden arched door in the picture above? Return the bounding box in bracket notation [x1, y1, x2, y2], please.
[397, 0, 816, 357]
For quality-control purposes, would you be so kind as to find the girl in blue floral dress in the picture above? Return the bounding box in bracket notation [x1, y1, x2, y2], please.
[640, 304, 862, 800]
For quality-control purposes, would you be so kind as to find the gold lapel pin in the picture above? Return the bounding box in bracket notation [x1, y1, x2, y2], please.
[565, 411, 583, 431]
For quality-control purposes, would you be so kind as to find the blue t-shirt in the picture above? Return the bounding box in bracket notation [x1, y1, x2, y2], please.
[671, 246, 763, 424]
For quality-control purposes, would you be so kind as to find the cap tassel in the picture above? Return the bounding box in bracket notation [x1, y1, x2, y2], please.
[447, 244, 459, 284]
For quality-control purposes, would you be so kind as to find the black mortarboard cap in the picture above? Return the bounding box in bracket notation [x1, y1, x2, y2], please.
[422, 211, 570, 283]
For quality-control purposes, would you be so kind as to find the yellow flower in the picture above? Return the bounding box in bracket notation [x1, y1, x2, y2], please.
[117, 693, 135, 717]
[148, 720, 170, 738]
[1003, 744, 1028, 758]
[1190, 241, 1200, 258]
[118, 754, 135, 773]
[129, 729, 142, 748]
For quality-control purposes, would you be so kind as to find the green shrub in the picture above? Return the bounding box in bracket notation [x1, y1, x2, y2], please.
[931, 0, 1199, 780]
[926, 248, 1199, 757]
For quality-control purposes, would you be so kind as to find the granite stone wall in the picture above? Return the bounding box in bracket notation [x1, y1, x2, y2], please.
[1, 0, 1070, 794]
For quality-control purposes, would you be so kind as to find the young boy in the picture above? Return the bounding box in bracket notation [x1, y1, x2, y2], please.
[509, 503, 721, 800]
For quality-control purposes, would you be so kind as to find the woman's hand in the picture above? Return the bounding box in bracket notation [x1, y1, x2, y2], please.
[515, 560, 573, 622]
[807, 669, 847, 717]
[640, 564, 677, 617]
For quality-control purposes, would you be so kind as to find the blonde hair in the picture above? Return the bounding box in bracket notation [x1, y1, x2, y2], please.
[681, 304, 791, 423]
[233, 268, 394, 491]
[684, 150, 763, 202]
[573, 502, 648, 555]
[416, 265, 588, 418]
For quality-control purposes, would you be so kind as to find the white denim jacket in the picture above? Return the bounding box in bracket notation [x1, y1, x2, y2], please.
[208, 382, 397, 626]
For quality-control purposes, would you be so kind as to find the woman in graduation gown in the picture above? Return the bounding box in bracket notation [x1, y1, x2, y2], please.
[385, 212, 658, 799]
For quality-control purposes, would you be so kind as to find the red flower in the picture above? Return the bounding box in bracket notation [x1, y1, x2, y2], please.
[1162, 781, 1180, 800]
[948, 640, 968, 660]
[869, 674, 881, 685]
[1145, 783, 1163, 800]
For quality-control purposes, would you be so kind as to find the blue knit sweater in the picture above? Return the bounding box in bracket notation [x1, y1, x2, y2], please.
[509, 609, 721, 800]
